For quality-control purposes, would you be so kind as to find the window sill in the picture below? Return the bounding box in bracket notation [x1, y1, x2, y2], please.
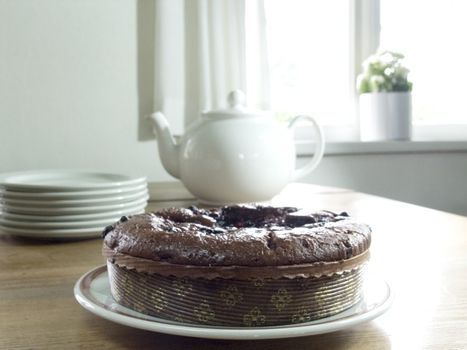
[297, 140, 467, 156]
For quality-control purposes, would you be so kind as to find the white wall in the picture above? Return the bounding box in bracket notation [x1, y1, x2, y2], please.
[1, 1, 466, 216]
[299, 153, 467, 216]
[0, 0, 169, 180]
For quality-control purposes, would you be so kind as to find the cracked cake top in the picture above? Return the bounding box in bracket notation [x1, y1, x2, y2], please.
[102, 205, 371, 268]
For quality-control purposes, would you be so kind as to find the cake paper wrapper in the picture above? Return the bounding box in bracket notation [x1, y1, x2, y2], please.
[103, 244, 369, 280]
[107, 261, 365, 327]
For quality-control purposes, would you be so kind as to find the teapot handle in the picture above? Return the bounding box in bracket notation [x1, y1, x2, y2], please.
[288, 115, 325, 181]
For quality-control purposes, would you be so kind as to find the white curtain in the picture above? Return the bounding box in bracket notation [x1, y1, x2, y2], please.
[153, 0, 269, 135]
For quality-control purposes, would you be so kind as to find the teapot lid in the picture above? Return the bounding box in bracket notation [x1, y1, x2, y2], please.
[202, 90, 271, 119]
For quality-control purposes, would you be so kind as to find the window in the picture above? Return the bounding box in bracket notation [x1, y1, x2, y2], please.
[380, 0, 467, 125]
[250, 0, 467, 142]
[264, 0, 352, 127]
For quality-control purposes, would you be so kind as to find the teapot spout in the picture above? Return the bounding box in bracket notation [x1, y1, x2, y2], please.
[148, 112, 180, 179]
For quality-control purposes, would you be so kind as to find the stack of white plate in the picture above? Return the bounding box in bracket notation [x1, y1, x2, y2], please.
[0, 170, 148, 240]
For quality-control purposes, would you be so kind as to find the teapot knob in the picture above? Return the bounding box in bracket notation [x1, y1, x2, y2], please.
[227, 90, 246, 109]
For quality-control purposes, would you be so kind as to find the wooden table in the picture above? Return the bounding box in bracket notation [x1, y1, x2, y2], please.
[1, 183, 466, 349]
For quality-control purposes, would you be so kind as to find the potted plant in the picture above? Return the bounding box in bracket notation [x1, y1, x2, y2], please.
[357, 51, 413, 141]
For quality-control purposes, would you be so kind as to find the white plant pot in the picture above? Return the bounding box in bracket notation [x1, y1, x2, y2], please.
[359, 92, 412, 141]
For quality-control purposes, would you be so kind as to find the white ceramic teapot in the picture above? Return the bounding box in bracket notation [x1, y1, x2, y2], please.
[149, 90, 325, 204]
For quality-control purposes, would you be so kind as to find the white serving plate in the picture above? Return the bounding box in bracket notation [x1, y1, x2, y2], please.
[74, 266, 393, 340]
[0, 183, 148, 199]
[0, 224, 105, 235]
[0, 170, 146, 192]
[0, 203, 147, 222]
[0, 216, 122, 229]
[1, 196, 148, 215]
[0, 190, 148, 207]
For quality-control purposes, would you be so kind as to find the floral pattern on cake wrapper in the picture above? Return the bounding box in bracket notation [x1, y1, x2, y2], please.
[132, 301, 148, 314]
[243, 307, 266, 326]
[172, 278, 193, 297]
[291, 306, 312, 324]
[148, 287, 168, 312]
[119, 273, 130, 297]
[271, 288, 292, 311]
[112, 263, 365, 326]
[174, 316, 184, 323]
[220, 285, 243, 307]
[251, 278, 265, 288]
[313, 283, 340, 308]
[299, 278, 315, 290]
[194, 301, 215, 323]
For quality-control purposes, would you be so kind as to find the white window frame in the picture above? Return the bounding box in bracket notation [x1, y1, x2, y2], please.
[296, 0, 467, 148]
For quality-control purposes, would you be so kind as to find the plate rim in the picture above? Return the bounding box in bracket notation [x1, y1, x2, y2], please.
[0, 216, 122, 228]
[1, 196, 149, 214]
[0, 224, 106, 235]
[74, 265, 394, 340]
[0, 213, 145, 239]
[0, 189, 148, 207]
[0, 204, 147, 222]
[0, 170, 146, 191]
[0, 183, 148, 199]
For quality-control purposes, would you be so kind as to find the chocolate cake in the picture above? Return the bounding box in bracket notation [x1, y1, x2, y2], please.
[103, 205, 371, 326]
